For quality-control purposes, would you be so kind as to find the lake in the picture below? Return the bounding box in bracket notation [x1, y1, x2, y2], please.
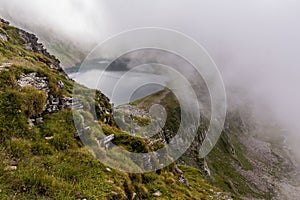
[68, 64, 167, 105]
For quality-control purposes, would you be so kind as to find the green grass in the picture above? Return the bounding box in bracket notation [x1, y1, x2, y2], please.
[0, 19, 234, 199]
[133, 89, 273, 199]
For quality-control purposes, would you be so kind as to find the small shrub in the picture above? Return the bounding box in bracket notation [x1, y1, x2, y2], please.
[0, 70, 17, 89]
[31, 142, 54, 155]
[50, 134, 71, 151]
[5, 139, 32, 158]
[20, 87, 47, 118]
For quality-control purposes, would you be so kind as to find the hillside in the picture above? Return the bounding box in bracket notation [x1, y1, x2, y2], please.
[0, 19, 236, 199]
[127, 89, 300, 199]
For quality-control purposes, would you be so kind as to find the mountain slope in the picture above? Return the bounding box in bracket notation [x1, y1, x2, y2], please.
[128, 89, 300, 199]
[0, 19, 235, 200]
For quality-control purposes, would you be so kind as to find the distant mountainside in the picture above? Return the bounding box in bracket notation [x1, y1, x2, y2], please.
[0, 18, 237, 200]
[124, 87, 300, 199]
[0, 16, 88, 69]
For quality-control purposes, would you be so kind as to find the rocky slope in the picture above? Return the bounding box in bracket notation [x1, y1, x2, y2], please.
[122, 89, 300, 200]
[0, 18, 236, 199]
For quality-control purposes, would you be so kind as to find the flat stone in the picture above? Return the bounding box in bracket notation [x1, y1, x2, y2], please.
[105, 180, 114, 184]
[153, 190, 162, 197]
[5, 166, 17, 171]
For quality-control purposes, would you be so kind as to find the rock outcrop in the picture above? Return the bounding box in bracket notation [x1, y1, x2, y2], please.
[0, 32, 7, 41]
[18, 29, 64, 73]
[17, 73, 50, 93]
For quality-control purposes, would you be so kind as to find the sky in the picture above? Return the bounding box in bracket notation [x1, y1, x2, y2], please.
[1, 0, 300, 154]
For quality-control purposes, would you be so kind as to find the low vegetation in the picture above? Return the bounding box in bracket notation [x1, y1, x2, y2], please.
[0, 19, 234, 199]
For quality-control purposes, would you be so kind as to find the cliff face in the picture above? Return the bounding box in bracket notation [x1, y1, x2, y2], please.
[0, 19, 235, 200]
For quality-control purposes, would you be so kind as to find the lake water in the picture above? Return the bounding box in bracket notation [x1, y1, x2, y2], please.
[68, 67, 167, 105]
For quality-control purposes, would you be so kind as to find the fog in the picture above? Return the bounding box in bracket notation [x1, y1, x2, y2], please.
[1, 0, 300, 156]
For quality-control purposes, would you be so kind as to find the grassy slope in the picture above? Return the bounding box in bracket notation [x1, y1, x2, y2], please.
[0, 20, 233, 199]
[133, 89, 274, 199]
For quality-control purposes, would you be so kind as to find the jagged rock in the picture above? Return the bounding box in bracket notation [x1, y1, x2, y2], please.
[0, 18, 9, 25]
[18, 29, 64, 73]
[17, 74, 84, 115]
[45, 95, 72, 114]
[58, 80, 64, 90]
[0, 33, 7, 41]
[17, 73, 60, 116]
[28, 119, 35, 128]
[17, 73, 50, 93]
[152, 190, 162, 197]
[49, 63, 61, 71]
[179, 174, 189, 186]
[61, 97, 72, 108]
[203, 158, 211, 176]
[46, 95, 60, 113]
[49, 95, 59, 105]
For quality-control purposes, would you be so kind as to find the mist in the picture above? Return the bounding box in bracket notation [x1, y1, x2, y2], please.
[1, 0, 300, 157]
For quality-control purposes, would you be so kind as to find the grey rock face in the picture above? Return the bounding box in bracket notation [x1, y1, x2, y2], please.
[202, 158, 211, 176]
[18, 29, 64, 73]
[46, 95, 60, 113]
[178, 174, 189, 186]
[0, 18, 9, 25]
[17, 73, 74, 117]
[17, 73, 50, 93]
